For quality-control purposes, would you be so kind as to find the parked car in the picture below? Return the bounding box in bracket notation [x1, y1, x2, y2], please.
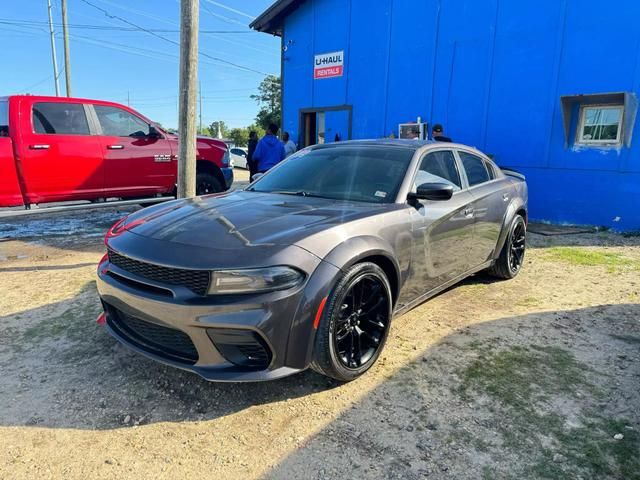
[97, 140, 528, 382]
[0, 95, 233, 208]
[229, 147, 248, 169]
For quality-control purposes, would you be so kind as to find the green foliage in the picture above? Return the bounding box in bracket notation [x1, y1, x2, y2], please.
[207, 120, 228, 139]
[228, 127, 249, 147]
[251, 75, 281, 131]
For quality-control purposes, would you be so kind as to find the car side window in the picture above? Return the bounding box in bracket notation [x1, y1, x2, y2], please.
[94, 105, 150, 137]
[484, 160, 496, 180]
[231, 148, 245, 156]
[459, 151, 490, 186]
[414, 150, 462, 191]
[32, 102, 90, 135]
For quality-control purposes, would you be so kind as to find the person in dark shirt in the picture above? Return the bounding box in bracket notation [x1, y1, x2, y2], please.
[253, 123, 286, 174]
[432, 124, 452, 142]
[246, 131, 258, 179]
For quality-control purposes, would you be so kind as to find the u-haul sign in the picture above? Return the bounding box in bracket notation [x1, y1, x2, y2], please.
[314, 51, 344, 80]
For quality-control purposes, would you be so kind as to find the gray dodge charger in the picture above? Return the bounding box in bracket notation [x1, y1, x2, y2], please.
[97, 140, 527, 382]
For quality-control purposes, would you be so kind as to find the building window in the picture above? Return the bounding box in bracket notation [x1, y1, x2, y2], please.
[576, 105, 624, 146]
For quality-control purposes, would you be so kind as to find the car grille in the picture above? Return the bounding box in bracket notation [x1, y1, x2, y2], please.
[106, 306, 198, 364]
[107, 249, 211, 296]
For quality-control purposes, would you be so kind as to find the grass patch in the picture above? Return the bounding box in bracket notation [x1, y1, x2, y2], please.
[544, 247, 640, 272]
[517, 296, 543, 308]
[459, 345, 640, 479]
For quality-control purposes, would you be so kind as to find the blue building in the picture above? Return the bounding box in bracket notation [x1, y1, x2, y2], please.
[252, 0, 640, 231]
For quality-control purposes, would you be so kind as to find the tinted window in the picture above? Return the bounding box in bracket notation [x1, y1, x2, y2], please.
[231, 148, 245, 156]
[0, 100, 8, 137]
[414, 150, 461, 191]
[94, 105, 150, 137]
[250, 145, 414, 203]
[484, 160, 496, 180]
[33, 102, 89, 135]
[459, 151, 490, 186]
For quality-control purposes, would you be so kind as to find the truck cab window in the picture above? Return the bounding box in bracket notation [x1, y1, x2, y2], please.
[0, 100, 8, 137]
[94, 105, 150, 137]
[32, 102, 89, 135]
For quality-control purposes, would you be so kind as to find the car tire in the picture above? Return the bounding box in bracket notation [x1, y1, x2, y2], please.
[487, 214, 526, 279]
[310, 262, 393, 382]
[195, 172, 223, 196]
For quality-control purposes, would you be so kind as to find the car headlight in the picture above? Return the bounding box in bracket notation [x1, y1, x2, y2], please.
[208, 266, 304, 295]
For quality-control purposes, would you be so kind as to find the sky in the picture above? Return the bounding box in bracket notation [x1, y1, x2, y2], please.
[1, 0, 281, 129]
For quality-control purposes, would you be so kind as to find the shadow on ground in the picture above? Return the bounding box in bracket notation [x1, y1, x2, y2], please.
[264, 303, 640, 480]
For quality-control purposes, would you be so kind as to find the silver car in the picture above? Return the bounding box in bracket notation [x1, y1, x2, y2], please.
[96, 140, 528, 382]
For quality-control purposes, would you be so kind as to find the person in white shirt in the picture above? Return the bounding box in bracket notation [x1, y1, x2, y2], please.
[282, 131, 297, 157]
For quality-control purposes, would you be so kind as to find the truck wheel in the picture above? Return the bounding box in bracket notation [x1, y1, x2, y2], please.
[196, 172, 223, 195]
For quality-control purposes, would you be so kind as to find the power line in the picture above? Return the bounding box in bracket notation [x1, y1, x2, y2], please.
[202, 0, 255, 20]
[78, 0, 271, 76]
[0, 18, 252, 33]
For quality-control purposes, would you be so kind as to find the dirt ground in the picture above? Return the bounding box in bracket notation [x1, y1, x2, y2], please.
[0, 205, 638, 480]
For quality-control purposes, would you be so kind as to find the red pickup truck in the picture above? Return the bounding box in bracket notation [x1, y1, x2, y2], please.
[0, 95, 233, 208]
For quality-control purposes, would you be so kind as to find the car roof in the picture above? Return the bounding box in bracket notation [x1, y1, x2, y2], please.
[309, 138, 483, 153]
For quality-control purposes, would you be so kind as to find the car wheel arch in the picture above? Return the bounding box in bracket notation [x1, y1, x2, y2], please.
[196, 160, 225, 189]
[493, 200, 527, 261]
[322, 236, 402, 307]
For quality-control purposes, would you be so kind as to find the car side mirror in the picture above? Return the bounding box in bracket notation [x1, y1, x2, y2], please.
[148, 125, 163, 139]
[408, 182, 454, 202]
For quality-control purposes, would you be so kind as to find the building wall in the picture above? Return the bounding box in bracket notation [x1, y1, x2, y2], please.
[281, 0, 640, 231]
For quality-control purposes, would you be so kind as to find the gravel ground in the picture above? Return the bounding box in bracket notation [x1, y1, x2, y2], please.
[0, 207, 638, 480]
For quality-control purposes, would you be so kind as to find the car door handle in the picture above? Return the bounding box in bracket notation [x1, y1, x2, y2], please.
[29, 144, 50, 150]
[503, 193, 510, 202]
[107, 145, 124, 150]
[464, 207, 474, 217]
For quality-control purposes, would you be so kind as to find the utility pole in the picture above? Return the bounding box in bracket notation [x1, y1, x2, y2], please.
[46, 0, 61, 96]
[177, 0, 199, 198]
[61, 0, 72, 96]
[199, 80, 203, 134]
[127, 91, 130, 106]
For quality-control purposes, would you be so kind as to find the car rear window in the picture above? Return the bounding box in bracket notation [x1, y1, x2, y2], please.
[32, 102, 90, 135]
[0, 100, 8, 137]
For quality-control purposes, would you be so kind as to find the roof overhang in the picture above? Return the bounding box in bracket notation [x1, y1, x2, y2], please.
[249, 0, 303, 36]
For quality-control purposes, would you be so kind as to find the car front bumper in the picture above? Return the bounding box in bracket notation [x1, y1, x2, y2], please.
[96, 251, 339, 382]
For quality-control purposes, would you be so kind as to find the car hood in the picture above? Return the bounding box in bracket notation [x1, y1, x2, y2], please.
[119, 191, 392, 252]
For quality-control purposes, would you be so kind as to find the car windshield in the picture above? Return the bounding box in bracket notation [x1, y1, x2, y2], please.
[248, 145, 414, 203]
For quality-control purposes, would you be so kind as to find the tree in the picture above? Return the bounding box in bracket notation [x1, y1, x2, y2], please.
[251, 75, 281, 131]
[208, 120, 228, 139]
[228, 127, 249, 147]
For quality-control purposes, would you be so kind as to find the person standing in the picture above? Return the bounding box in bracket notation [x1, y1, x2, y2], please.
[253, 123, 286, 174]
[246, 131, 258, 179]
[432, 124, 452, 142]
[282, 131, 297, 157]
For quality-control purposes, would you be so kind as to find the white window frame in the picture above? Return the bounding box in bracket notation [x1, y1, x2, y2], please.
[576, 104, 624, 146]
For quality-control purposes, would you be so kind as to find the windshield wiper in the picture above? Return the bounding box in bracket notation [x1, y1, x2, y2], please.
[270, 190, 310, 197]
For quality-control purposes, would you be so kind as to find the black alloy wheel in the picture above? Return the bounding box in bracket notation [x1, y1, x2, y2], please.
[195, 172, 223, 196]
[488, 214, 526, 279]
[333, 275, 389, 369]
[508, 218, 526, 274]
[311, 262, 393, 382]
